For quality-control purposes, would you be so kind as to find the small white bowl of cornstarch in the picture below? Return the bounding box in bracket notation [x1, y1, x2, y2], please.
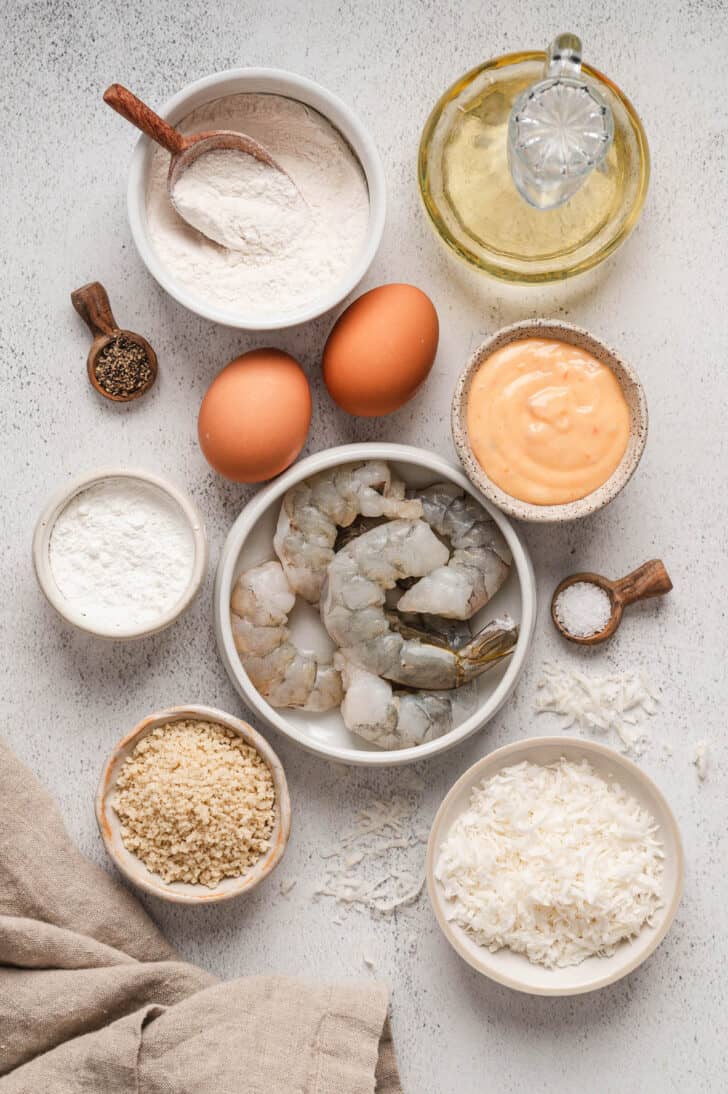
[96, 706, 291, 904]
[427, 737, 684, 995]
[33, 468, 207, 640]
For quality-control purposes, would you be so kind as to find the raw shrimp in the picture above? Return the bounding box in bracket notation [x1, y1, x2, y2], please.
[397, 482, 512, 619]
[336, 653, 452, 750]
[320, 519, 518, 689]
[337, 615, 478, 749]
[230, 561, 342, 712]
[273, 460, 422, 603]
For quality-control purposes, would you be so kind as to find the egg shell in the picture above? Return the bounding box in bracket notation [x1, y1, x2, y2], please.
[322, 283, 439, 416]
[198, 349, 311, 483]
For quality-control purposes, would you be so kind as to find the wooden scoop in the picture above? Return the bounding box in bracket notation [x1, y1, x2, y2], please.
[103, 84, 289, 241]
[71, 281, 157, 402]
[551, 559, 673, 646]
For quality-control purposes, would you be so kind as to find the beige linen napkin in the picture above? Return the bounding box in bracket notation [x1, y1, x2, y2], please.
[0, 739, 401, 1093]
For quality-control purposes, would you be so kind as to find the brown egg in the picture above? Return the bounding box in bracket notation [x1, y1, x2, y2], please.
[198, 349, 311, 483]
[322, 284, 439, 416]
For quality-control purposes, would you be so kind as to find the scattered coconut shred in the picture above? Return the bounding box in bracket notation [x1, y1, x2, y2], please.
[315, 793, 428, 916]
[535, 661, 659, 754]
[114, 720, 276, 887]
[692, 740, 710, 780]
[436, 759, 664, 969]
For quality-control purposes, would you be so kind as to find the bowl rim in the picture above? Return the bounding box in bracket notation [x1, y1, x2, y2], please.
[213, 442, 537, 766]
[418, 50, 651, 284]
[451, 319, 648, 522]
[127, 66, 387, 331]
[95, 704, 291, 904]
[32, 467, 208, 640]
[426, 735, 685, 996]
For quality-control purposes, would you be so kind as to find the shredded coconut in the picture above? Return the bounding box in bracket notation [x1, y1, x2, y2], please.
[436, 759, 664, 968]
[113, 720, 276, 887]
[535, 661, 659, 754]
[49, 478, 194, 630]
[692, 740, 709, 780]
[146, 93, 370, 320]
[315, 793, 427, 916]
[554, 581, 612, 637]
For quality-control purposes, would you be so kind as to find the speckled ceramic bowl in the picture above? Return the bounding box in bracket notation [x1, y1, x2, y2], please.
[96, 705, 291, 904]
[451, 320, 648, 523]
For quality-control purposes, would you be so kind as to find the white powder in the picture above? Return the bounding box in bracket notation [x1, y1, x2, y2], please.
[171, 149, 309, 254]
[146, 93, 370, 320]
[555, 580, 612, 637]
[49, 479, 195, 631]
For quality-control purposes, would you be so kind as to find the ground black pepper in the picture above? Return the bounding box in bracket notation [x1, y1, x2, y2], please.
[94, 336, 153, 398]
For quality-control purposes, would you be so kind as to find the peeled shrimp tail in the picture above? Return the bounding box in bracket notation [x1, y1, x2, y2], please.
[230, 561, 343, 712]
[335, 654, 452, 750]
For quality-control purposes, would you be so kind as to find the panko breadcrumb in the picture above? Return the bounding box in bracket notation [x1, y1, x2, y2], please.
[113, 719, 276, 887]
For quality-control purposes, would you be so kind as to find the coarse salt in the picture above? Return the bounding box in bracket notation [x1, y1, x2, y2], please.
[555, 580, 612, 637]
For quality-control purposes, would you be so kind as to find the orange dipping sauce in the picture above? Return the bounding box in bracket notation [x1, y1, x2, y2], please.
[466, 338, 630, 505]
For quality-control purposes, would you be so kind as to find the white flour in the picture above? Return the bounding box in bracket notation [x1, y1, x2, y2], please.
[49, 479, 195, 630]
[146, 93, 370, 319]
[171, 149, 309, 255]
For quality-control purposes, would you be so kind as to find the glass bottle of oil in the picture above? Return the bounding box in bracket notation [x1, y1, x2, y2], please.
[419, 40, 649, 282]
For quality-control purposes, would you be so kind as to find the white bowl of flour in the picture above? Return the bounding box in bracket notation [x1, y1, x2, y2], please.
[126, 69, 386, 329]
[33, 469, 208, 640]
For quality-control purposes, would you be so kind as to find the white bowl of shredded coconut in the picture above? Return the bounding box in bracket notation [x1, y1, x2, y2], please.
[427, 737, 684, 995]
[96, 705, 291, 904]
[126, 69, 386, 329]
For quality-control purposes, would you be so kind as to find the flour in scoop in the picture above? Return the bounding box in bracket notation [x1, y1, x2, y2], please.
[171, 149, 310, 255]
[146, 93, 370, 319]
[49, 479, 195, 630]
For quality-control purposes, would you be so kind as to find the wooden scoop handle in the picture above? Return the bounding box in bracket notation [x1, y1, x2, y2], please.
[612, 559, 673, 607]
[103, 84, 187, 155]
[71, 281, 120, 340]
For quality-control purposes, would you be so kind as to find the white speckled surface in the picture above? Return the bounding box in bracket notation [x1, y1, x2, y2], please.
[2, 3, 725, 1091]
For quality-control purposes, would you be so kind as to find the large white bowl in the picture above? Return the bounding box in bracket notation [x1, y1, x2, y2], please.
[127, 68, 386, 330]
[214, 443, 536, 766]
[427, 737, 684, 995]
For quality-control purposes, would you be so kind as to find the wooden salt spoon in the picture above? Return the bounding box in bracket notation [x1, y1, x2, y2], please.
[103, 84, 291, 244]
[71, 281, 157, 403]
[551, 559, 673, 646]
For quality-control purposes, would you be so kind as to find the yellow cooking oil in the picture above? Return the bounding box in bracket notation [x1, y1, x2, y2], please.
[441, 73, 630, 262]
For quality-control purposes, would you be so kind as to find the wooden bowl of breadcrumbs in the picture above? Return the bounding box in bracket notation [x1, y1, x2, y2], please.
[96, 705, 291, 904]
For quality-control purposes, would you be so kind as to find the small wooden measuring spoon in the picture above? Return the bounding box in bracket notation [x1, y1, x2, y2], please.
[71, 281, 157, 402]
[103, 84, 291, 244]
[551, 560, 673, 646]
